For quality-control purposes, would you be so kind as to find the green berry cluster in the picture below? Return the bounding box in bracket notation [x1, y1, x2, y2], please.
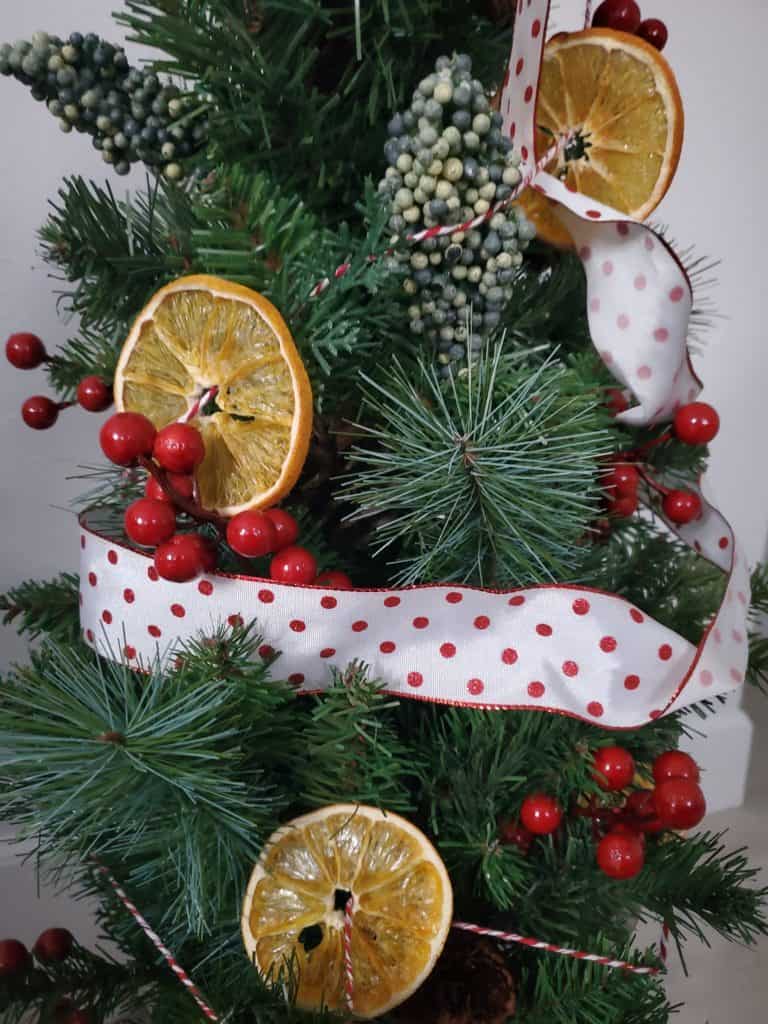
[379, 53, 536, 373]
[0, 31, 209, 179]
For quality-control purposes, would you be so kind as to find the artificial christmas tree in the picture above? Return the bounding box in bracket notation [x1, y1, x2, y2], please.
[1, 1, 767, 1022]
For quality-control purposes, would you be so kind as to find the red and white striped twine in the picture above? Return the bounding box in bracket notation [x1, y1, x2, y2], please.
[180, 385, 219, 424]
[658, 922, 670, 964]
[583, 1, 594, 28]
[343, 895, 356, 1013]
[94, 862, 220, 1022]
[452, 921, 662, 976]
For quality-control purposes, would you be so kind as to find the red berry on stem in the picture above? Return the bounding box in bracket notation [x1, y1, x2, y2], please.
[673, 402, 720, 445]
[637, 18, 668, 50]
[100, 412, 157, 466]
[270, 545, 318, 585]
[264, 508, 300, 550]
[124, 498, 177, 547]
[315, 570, 353, 589]
[592, 0, 642, 33]
[593, 745, 636, 791]
[227, 511, 278, 558]
[653, 778, 707, 830]
[653, 750, 701, 784]
[499, 819, 533, 854]
[33, 927, 74, 963]
[520, 793, 563, 835]
[625, 790, 666, 832]
[155, 533, 217, 582]
[76, 375, 113, 412]
[0, 938, 29, 976]
[662, 489, 702, 525]
[6, 332, 47, 369]
[603, 463, 639, 499]
[22, 395, 60, 430]
[607, 494, 638, 518]
[596, 830, 645, 879]
[145, 473, 195, 504]
[153, 423, 205, 474]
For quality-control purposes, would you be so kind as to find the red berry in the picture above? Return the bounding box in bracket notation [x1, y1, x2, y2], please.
[155, 533, 217, 582]
[125, 498, 177, 547]
[144, 473, 195, 504]
[33, 927, 74, 963]
[226, 511, 278, 558]
[653, 750, 701, 785]
[662, 489, 702, 525]
[603, 463, 639, 499]
[519, 793, 563, 835]
[100, 412, 157, 466]
[314, 570, 353, 589]
[592, 0, 642, 33]
[0, 938, 29, 976]
[22, 395, 59, 430]
[607, 493, 638, 518]
[596, 830, 645, 879]
[653, 778, 707, 830]
[592, 746, 636, 791]
[153, 423, 206, 474]
[6, 332, 47, 369]
[270, 545, 318, 585]
[498, 819, 533, 854]
[625, 789, 666, 833]
[76, 375, 113, 412]
[605, 387, 629, 416]
[673, 402, 720, 445]
[264, 508, 300, 550]
[637, 17, 668, 50]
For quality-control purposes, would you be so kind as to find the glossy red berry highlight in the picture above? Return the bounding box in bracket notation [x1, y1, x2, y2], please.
[662, 489, 702, 525]
[5, 332, 47, 369]
[100, 412, 157, 466]
[653, 778, 707, 830]
[33, 927, 74, 963]
[22, 395, 59, 430]
[270, 545, 318, 585]
[603, 463, 639, 498]
[153, 423, 205, 474]
[315, 570, 353, 589]
[264, 508, 300, 550]
[637, 18, 668, 50]
[226, 511, 278, 558]
[592, 745, 636, 791]
[596, 830, 645, 879]
[0, 938, 29, 976]
[144, 473, 195, 504]
[592, 0, 642, 33]
[154, 533, 217, 582]
[76, 375, 113, 412]
[673, 402, 720, 445]
[124, 498, 177, 547]
[519, 793, 563, 835]
[653, 750, 701, 785]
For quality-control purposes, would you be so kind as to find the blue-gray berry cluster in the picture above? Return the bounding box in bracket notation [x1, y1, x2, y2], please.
[0, 31, 209, 179]
[379, 53, 535, 373]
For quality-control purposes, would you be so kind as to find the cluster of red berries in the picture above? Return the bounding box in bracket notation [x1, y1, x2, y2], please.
[5, 332, 112, 429]
[500, 747, 705, 881]
[0, 927, 89, 1021]
[592, 0, 668, 51]
[100, 410, 352, 588]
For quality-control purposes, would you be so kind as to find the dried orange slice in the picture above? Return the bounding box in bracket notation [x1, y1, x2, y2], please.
[241, 804, 453, 1019]
[113, 275, 313, 516]
[517, 28, 684, 247]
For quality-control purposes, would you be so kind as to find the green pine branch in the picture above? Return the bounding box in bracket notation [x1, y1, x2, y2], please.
[0, 573, 81, 646]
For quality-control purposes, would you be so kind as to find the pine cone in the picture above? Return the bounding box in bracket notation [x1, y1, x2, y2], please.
[394, 930, 516, 1024]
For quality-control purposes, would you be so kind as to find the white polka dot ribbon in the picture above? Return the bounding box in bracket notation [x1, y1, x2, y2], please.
[79, 0, 750, 728]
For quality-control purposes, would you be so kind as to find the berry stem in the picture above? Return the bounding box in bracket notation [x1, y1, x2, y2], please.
[137, 455, 227, 533]
[617, 430, 672, 461]
[635, 466, 672, 499]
